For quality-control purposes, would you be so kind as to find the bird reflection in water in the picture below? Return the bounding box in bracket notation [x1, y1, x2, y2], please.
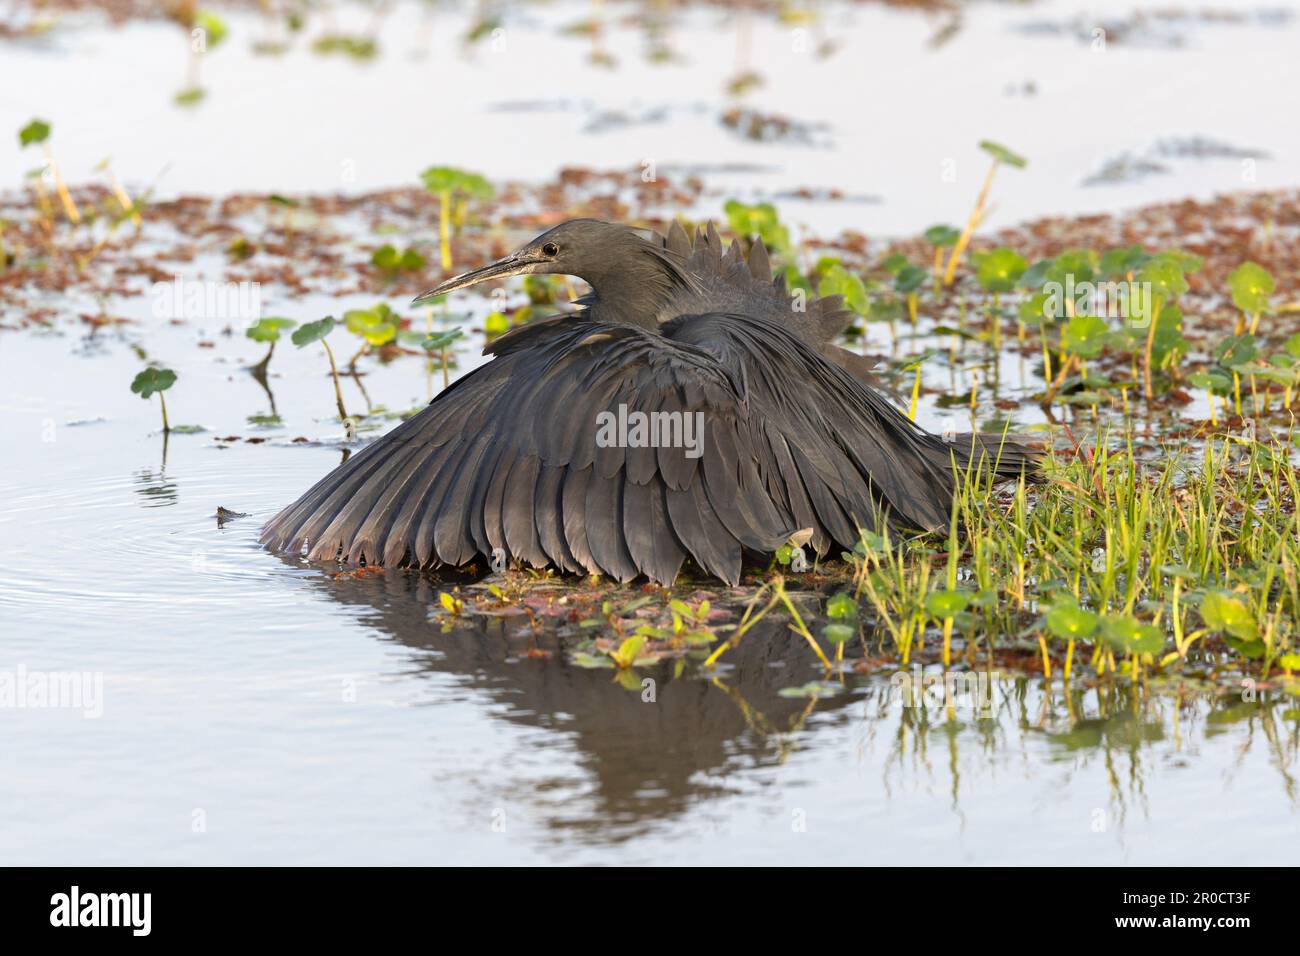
[282, 559, 1300, 842]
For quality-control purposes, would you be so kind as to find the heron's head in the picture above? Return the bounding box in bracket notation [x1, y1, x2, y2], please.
[412, 219, 652, 304]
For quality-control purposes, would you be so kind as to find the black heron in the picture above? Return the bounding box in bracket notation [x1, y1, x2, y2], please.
[262, 219, 1038, 585]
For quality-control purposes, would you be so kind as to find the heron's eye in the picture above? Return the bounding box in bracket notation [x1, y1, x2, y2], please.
[542, 242, 560, 257]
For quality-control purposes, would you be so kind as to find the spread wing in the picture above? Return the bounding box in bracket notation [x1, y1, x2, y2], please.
[263, 312, 1026, 584]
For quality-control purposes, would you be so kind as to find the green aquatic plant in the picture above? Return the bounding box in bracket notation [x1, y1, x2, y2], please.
[371, 244, 426, 277]
[1042, 313, 1107, 405]
[1099, 244, 1150, 280]
[1099, 614, 1164, 679]
[1198, 329, 1258, 419]
[343, 304, 400, 367]
[1199, 590, 1258, 643]
[245, 317, 296, 376]
[893, 263, 927, 326]
[523, 274, 560, 306]
[973, 246, 1026, 349]
[291, 317, 350, 423]
[764, 577, 832, 670]
[463, 15, 503, 47]
[421, 328, 464, 390]
[420, 166, 495, 271]
[974, 247, 1026, 297]
[265, 193, 300, 239]
[1045, 597, 1098, 682]
[943, 140, 1026, 286]
[817, 263, 869, 316]
[312, 34, 378, 60]
[1227, 261, 1275, 335]
[923, 224, 959, 292]
[895, 349, 937, 421]
[823, 590, 858, 663]
[131, 367, 177, 434]
[722, 200, 790, 254]
[19, 119, 79, 224]
[1134, 252, 1195, 400]
[926, 498, 968, 668]
[94, 156, 141, 229]
[196, 10, 227, 45]
[175, 9, 228, 106]
[608, 635, 652, 670]
[925, 589, 969, 669]
[484, 311, 510, 338]
[72, 157, 150, 271]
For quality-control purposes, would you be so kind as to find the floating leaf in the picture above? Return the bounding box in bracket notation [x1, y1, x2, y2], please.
[778, 681, 843, 699]
[571, 652, 614, 669]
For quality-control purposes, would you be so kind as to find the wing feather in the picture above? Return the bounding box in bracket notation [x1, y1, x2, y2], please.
[264, 308, 1035, 584]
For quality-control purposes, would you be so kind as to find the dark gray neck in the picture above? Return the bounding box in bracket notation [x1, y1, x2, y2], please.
[580, 241, 690, 331]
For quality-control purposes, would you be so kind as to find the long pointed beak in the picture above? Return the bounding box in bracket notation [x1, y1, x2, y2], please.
[411, 254, 537, 304]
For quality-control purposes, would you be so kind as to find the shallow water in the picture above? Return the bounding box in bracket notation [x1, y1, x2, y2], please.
[3, 0, 1299, 864]
[2, 317, 1299, 865]
[1, 0, 1297, 235]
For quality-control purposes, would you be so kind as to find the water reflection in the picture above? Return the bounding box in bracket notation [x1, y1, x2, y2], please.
[133, 435, 177, 507]
[288, 564, 1300, 842]
[294, 564, 858, 839]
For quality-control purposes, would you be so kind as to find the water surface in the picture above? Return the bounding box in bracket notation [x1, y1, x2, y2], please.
[3, 0, 1298, 865]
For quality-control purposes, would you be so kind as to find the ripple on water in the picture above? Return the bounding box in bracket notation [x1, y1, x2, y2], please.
[0, 442, 331, 621]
